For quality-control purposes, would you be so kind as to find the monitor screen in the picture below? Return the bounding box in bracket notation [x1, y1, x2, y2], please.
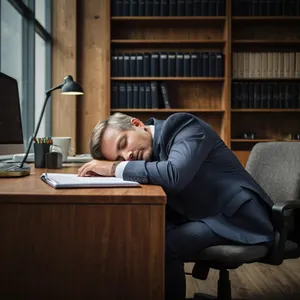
[0, 72, 24, 155]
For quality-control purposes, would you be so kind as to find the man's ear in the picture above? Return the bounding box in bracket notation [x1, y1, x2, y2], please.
[130, 118, 144, 128]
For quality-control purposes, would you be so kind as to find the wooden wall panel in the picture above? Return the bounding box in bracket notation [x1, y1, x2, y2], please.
[77, 0, 111, 153]
[52, 0, 77, 154]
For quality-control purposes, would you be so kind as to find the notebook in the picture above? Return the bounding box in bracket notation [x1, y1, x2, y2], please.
[40, 173, 140, 189]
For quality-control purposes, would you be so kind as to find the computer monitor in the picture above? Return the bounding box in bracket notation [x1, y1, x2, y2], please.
[0, 72, 24, 155]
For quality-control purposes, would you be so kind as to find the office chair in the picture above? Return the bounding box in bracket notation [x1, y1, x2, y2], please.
[187, 142, 300, 300]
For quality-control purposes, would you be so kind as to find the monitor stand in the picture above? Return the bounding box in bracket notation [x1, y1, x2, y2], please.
[0, 162, 31, 177]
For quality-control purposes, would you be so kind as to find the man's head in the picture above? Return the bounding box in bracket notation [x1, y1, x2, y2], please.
[90, 112, 153, 161]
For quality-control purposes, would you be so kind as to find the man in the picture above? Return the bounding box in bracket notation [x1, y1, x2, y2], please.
[78, 112, 274, 300]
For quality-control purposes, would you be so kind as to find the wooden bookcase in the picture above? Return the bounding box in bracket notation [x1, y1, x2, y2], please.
[108, 1, 300, 166]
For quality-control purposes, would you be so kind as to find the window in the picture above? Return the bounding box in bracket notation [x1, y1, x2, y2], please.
[0, 0, 52, 148]
[1, 0, 23, 109]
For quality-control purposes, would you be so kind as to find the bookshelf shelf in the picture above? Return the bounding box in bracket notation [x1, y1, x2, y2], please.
[111, 109, 225, 113]
[111, 16, 226, 21]
[232, 39, 300, 44]
[231, 109, 300, 112]
[111, 77, 225, 81]
[111, 39, 226, 45]
[232, 16, 300, 21]
[232, 78, 300, 81]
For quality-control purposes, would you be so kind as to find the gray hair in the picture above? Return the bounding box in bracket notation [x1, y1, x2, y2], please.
[90, 112, 134, 160]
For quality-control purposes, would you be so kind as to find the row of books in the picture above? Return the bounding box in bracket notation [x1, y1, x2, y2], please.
[232, 0, 300, 16]
[232, 82, 300, 109]
[111, 52, 224, 78]
[233, 52, 300, 79]
[112, 0, 226, 17]
[111, 81, 170, 109]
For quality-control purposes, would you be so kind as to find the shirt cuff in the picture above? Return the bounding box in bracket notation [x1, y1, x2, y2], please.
[115, 161, 129, 178]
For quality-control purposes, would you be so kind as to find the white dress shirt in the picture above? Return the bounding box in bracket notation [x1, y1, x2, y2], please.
[115, 125, 155, 178]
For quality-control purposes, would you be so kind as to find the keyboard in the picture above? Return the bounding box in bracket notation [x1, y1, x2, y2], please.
[12, 153, 92, 163]
[0, 154, 14, 161]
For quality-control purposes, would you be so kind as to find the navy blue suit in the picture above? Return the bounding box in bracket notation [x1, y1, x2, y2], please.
[122, 113, 274, 300]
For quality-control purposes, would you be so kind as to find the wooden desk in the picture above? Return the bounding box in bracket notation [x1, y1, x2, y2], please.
[0, 167, 166, 300]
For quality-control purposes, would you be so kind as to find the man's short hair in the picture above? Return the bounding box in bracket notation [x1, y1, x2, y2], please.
[90, 112, 134, 160]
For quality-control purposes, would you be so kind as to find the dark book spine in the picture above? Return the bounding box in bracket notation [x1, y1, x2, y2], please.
[129, 54, 137, 77]
[160, 0, 168, 16]
[194, 0, 201, 15]
[111, 52, 118, 77]
[138, 0, 145, 16]
[118, 53, 124, 77]
[139, 82, 146, 108]
[266, 83, 272, 108]
[202, 52, 209, 77]
[198, 52, 203, 77]
[123, 0, 130, 15]
[114, 0, 123, 16]
[160, 82, 171, 108]
[232, 82, 238, 108]
[129, 0, 138, 15]
[216, 0, 225, 16]
[201, 0, 209, 16]
[145, 0, 153, 16]
[123, 53, 130, 77]
[136, 53, 144, 77]
[145, 82, 152, 108]
[209, 52, 216, 77]
[176, 52, 184, 77]
[177, 0, 185, 16]
[169, 0, 177, 16]
[133, 83, 139, 108]
[119, 83, 127, 108]
[248, 82, 254, 108]
[153, 0, 160, 16]
[160, 52, 168, 77]
[126, 82, 133, 108]
[208, 0, 217, 16]
[253, 83, 261, 108]
[185, 0, 193, 15]
[191, 52, 199, 77]
[167, 52, 176, 77]
[151, 81, 159, 108]
[183, 53, 191, 77]
[215, 52, 224, 77]
[111, 82, 119, 108]
[143, 53, 151, 76]
[150, 52, 159, 77]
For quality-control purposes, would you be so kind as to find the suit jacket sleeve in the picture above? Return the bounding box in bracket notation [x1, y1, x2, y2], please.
[122, 113, 215, 192]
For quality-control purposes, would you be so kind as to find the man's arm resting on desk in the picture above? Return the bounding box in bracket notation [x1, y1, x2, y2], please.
[77, 160, 124, 177]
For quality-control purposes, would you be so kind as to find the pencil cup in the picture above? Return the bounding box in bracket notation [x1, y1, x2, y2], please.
[34, 143, 50, 168]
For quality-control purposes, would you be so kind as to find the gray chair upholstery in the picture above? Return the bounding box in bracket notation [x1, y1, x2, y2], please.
[189, 142, 300, 300]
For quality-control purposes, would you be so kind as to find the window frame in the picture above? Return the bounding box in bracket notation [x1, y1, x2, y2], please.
[1, 0, 52, 148]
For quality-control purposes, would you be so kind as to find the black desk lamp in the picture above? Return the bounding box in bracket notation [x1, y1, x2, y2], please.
[15, 75, 84, 176]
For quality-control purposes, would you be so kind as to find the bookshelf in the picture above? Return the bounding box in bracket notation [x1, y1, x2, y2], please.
[108, 0, 300, 165]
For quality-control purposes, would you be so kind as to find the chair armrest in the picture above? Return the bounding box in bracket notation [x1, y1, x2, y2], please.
[272, 200, 300, 230]
[266, 200, 300, 265]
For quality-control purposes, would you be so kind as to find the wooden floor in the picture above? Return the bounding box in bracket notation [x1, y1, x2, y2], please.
[185, 258, 300, 300]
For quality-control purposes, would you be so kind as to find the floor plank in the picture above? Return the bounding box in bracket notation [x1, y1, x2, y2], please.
[185, 258, 300, 299]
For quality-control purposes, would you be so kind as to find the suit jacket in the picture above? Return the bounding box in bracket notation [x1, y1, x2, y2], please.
[122, 113, 274, 244]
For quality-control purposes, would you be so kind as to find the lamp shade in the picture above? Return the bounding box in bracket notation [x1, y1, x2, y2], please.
[61, 75, 84, 95]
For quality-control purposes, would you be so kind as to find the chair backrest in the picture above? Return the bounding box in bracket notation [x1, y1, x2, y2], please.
[245, 142, 300, 203]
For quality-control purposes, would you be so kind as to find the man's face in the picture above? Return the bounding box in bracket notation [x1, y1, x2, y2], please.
[101, 118, 153, 161]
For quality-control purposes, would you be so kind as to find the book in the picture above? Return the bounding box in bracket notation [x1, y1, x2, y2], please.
[40, 173, 140, 189]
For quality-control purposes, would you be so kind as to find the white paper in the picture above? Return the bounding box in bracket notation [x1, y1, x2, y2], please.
[40, 173, 140, 189]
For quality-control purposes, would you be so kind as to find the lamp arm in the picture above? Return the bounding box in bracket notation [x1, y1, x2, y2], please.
[19, 85, 62, 168]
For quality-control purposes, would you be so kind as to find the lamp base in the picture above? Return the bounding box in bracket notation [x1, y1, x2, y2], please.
[0, 162, 31, 177]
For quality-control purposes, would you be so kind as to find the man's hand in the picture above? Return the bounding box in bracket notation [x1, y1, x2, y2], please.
[77, 160, 115, 177]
